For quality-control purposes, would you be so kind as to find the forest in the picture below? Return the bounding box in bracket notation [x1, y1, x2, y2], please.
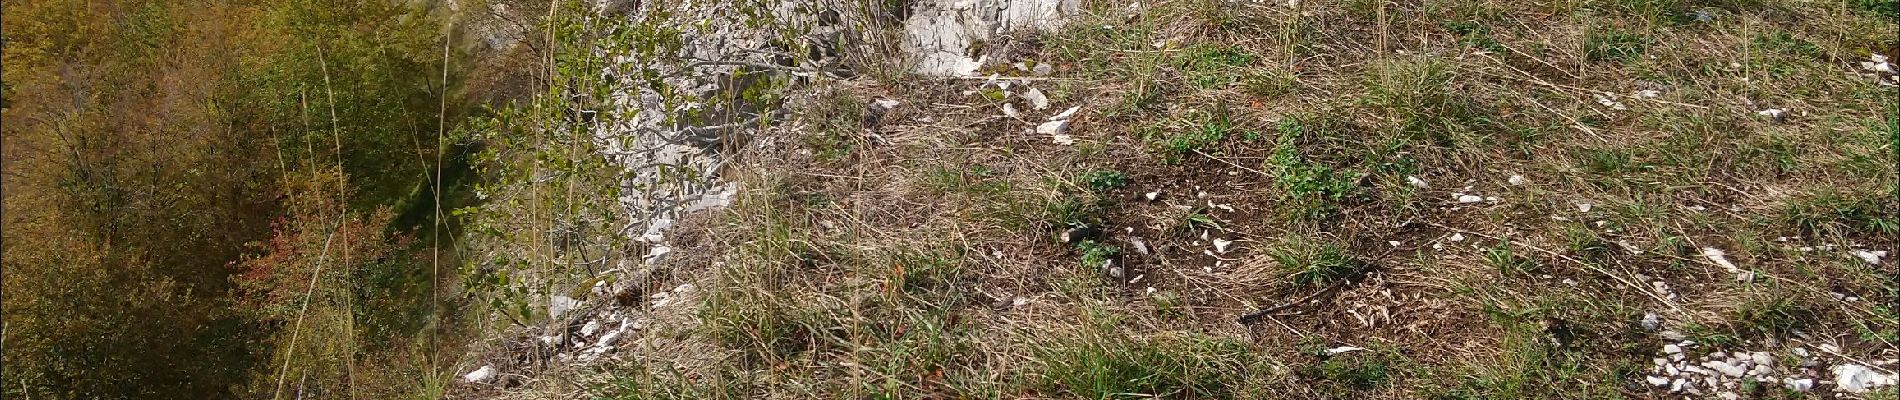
[2, 0, 507, 397]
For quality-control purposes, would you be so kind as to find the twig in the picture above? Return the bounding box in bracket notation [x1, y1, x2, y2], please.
[1194, 149, 1270, 177]
[1238, 279, 1351, 324]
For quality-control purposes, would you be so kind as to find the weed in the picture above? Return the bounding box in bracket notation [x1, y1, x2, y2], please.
[1301, 351, 1392, 391]
[1730, 293, 1816, 337]
[1781, 189, 1899, 237]
[1451, 316, 1606, 398]
[805, 90, 865, 162]
[1144, 107, 1245, 162]
[1849, 0, 1900, 19]
[1362, 57, 1480, 142]
[699, 287, 828, 362]
[926, 165, 1013, 197]
[1047, 197, 1108, 226]
[1268, 236, 1367, 287]
[1753, 31, 1826, 60]
[1076, 240, 1121, 271]
[1242, 68, 1299, 98]
[1584, 29, 1650, 63]
[1578, 148, 1637, 176]
[1484, 243, 1541, 275]
[1186, 212, 1224, 230]
[1077, 170, 1128, 193]
[1443, 20, 1503, 52]
[1036, 313, 1256, 399]
[1266, 118, 1359, 222]
[1180, 43, 1256, 88]
[1561, 225, 1615, 264]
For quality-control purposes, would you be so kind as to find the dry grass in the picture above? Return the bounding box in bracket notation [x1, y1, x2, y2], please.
[492, 0, 1899, 398]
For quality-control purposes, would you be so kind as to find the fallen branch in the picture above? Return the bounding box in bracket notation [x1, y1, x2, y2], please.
[1237, 278, 1352, 325]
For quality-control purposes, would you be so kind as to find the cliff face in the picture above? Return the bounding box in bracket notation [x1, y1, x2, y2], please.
[903, 0, 1081, 76]
[593, 0, 1085, 284]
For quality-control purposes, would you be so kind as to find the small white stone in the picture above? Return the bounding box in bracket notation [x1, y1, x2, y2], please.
[1751, 352, 1773, 366]
[1456, 194, 1484, 203]
[1406, 176, 1429, 188]
[1507, 174, 1527, 186]
[1048, 106, 1080, 121]
[1448, 233, 1466, 242]
[1785, 378, 1813, 392]
[1032, 64, 1055, 77]
[1647, 375, 1671, 386]
[580, 320, 602, 337]
[1325, 346, 1366, 355]
[1037, 119, 1070, 136]
[1756, 108, 1787, 119]
[646, 245, 673, 263]
[1851, 249, 1887, 265]
[464, 365, 498, 383]
[1576, 202, 1593, 212]
[1144, 192, 1159, 201]
[1641, 312, 1662, 331]
[1595, 93, 1628, 110]
[1634, 89, 1661, 98]
[1702, 247, 1741, 274]
[549, 295, 580, 319]
[873, 98, 901, 109]
[1664, 344, 1684, 354]
[1388, 241, 1402, 247]
[1834, 363, 1898, 393]
[1022, 88, 1050, 110]
[1792, 348, 1808, 357]
[1002, 103, 1021, 118]
[1213, 238, 1235, 254]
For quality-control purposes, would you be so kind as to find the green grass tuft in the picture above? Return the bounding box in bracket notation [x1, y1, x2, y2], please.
[1584, 29, 1650, 63]
[1268, 236, 1367, 287]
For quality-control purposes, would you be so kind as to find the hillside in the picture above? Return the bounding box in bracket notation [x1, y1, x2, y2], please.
[445, 0, 1898, 399]
[3, 0, 1894, 399]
